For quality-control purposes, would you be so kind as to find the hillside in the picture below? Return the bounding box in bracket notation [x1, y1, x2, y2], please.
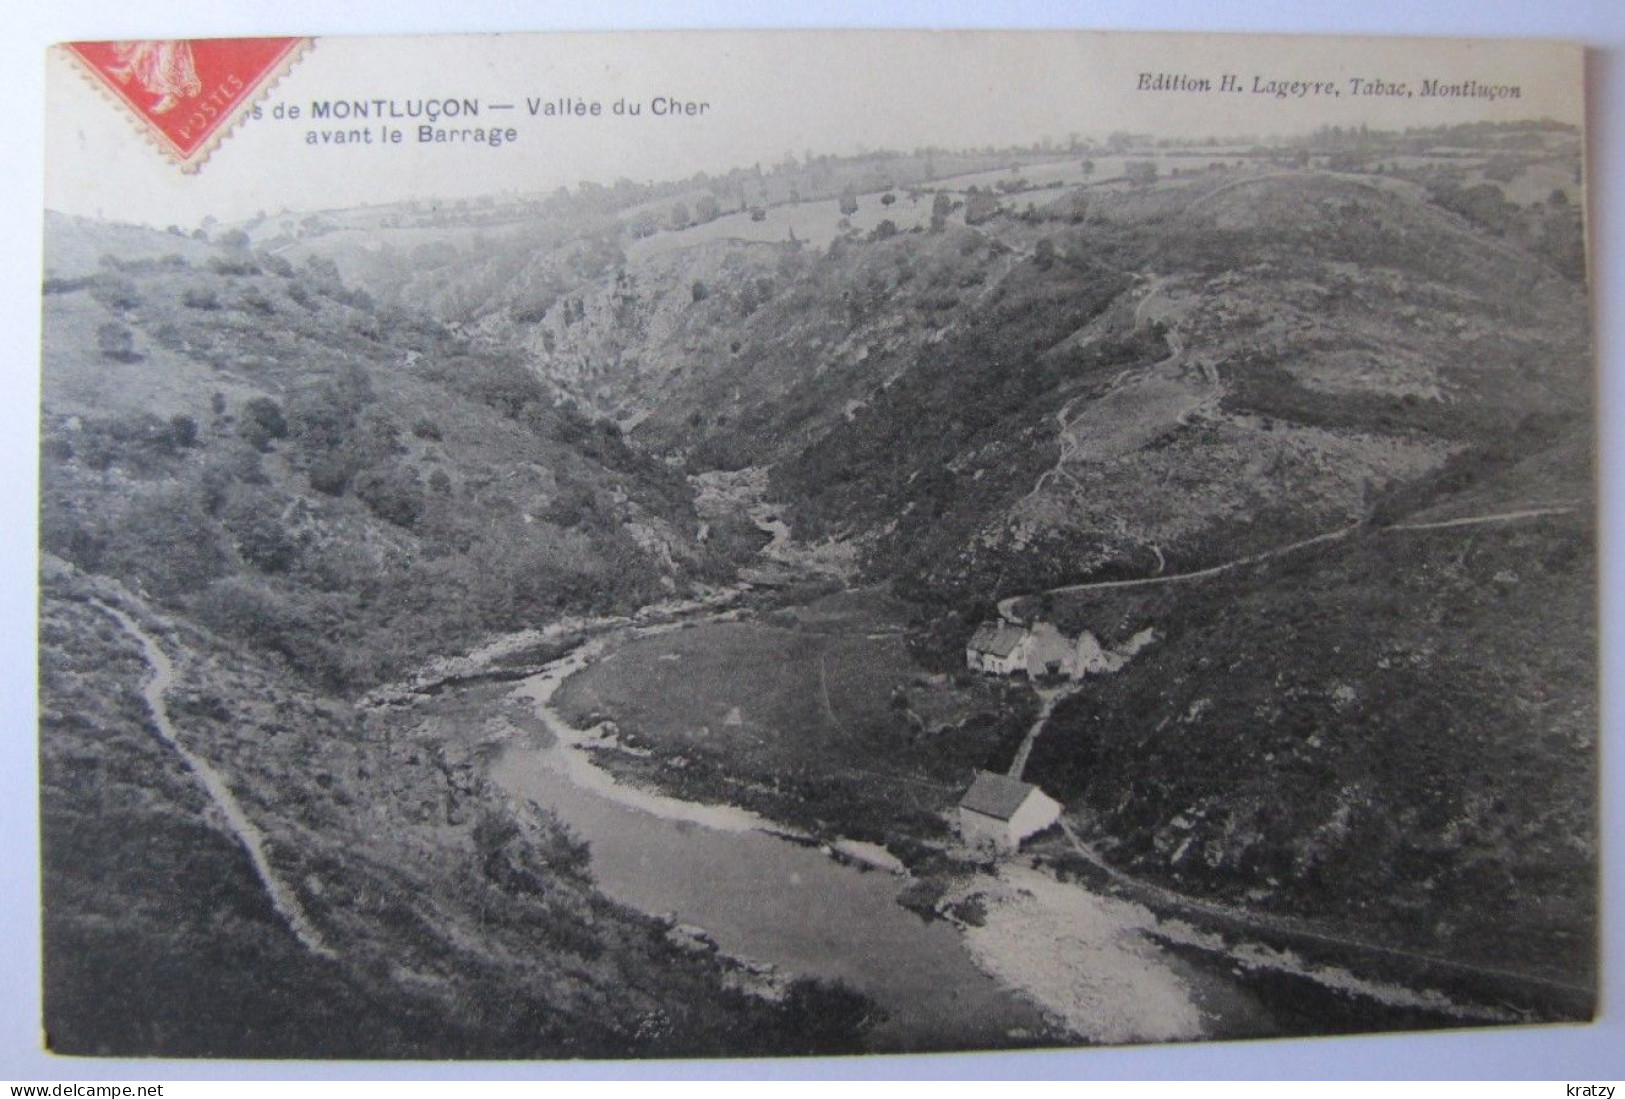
[38, 123, 1596, 1051]
[38, 213, 886, 1055]
[40, 559, 857, 1057]
[770, 170, 1588, 611]
[41, 213, 745, 694]
[1021, 492, 1595, 990]
[303, 159, 1589, 627]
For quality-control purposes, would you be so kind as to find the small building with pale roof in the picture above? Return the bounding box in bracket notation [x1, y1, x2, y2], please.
[956, 770, 1063, 851]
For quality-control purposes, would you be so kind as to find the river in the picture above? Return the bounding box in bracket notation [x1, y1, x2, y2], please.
[479, 616, 1266, 1052]
[469, 558, 1501, 1052]
[486, 634, 1058, 1051]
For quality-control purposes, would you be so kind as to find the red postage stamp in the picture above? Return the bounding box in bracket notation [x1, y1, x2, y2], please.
[61, 37, 310, 172]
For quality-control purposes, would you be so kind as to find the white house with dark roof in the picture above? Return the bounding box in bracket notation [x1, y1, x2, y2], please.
[956, 770, 1062, 850]
[965, 622, 1028, 675]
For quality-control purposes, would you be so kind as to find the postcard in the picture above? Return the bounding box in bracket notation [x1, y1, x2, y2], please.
[38, 29, 1595, 1059]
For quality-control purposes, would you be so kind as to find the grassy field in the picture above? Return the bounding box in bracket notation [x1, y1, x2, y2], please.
[554, 589, 1033, 846]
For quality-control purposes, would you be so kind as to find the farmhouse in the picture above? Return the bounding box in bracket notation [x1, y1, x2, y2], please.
[966, 619, 1159, 681]
[956, 771, 1063, 850]
[966, 622, 1027, 675]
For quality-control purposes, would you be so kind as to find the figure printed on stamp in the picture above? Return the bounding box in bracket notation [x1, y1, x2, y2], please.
[108, 40, 201, 114]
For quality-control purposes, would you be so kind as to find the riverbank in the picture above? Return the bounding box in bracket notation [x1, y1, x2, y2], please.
[383, 572, 1541, 1049]
[485, 645, 1066, 1052]
[467, 601, 1493, 1051]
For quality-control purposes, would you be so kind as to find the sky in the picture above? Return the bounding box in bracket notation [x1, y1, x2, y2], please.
[44, 30, 1585, 228]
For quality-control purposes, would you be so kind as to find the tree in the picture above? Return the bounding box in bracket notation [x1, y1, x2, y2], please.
[691, 280, 708, 303]
[929, 191, 953, 231]
[880, 192, 896, 207]
[627, 211, 658, 239]
[669, 202, 691, 230]
[964, 191, 1000, 226]
[838, 187, 859, 216]
[694, 193, 721, 223]
[1034, 237, 1057, 270]
[1081, 158, 1095, 178]
[1125, 160, 1159, 187]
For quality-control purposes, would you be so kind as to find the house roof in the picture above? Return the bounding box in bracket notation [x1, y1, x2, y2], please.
[968, 622, 1026, 658]
[958, 770, 1041, 821]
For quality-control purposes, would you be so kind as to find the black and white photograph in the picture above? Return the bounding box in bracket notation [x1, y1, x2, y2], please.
[30, 27, 1601, 1065]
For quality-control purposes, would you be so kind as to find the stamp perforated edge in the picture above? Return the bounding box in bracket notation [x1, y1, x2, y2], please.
[58, 37, 315, 175]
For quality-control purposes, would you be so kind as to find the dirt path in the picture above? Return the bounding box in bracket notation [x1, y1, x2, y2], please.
[1022, 275, 1210, 512]
[999, 523, 1360, 622]
[96, 601, 337, 960]
[1055, 820, 1586, 1005]
[1390, 504, 1580, 531]
[1007, 684, 1082, 782]
[999, 504, 1581, 623]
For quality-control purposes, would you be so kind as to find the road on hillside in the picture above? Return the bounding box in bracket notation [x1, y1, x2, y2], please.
[998, 505, 1580, 624]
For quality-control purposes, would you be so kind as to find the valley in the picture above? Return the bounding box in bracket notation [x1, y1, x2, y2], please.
[38, 120, 1596, 1056]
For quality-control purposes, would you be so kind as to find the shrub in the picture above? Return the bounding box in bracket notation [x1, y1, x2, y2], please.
[1125, 160, 1159, 186]
[236, 396, 288, 451]
[238, 289, 275, 315]
[89, 275, 141, 311]
[206, 255, 260, 276]
[43, 276, 91, 295]
[96, 322, 138, 362]
[105, 488, 229, 599]
[353, 464, 425, 528]
[963, 191, 1000, 226]
[773, 979, 879, 1055]
[223, 497, 301, 573]
[306, 453, 355, 496]
[168, 414, 199, 448]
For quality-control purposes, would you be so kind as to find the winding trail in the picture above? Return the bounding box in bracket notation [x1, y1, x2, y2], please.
[95, 600, 338, 960]
[1390, 504, 1580, 532]
[999, 523, 1361, 622]
[998, 505, 1581, 624]
[1021, 274, 1210, 512]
